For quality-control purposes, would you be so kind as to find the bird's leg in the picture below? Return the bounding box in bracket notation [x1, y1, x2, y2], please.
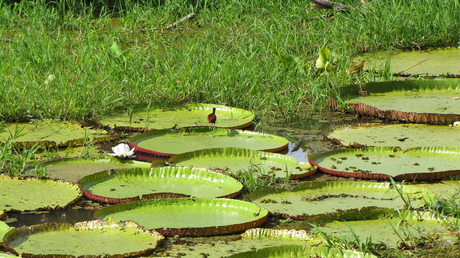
[212, 124, 215, 137]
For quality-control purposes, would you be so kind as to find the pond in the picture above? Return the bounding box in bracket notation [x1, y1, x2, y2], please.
[7, 111, 450, 257]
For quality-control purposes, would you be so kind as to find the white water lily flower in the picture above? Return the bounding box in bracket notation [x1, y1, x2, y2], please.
[453, 121, 460, 127]
[108, 143, 136, 158]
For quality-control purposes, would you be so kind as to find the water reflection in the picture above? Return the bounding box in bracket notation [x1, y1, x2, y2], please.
[286, 142, 309, 163]
[6, 209, 94, 228]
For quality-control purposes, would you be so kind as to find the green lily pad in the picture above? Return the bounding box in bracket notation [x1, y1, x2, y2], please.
[228, 245, 378, 258]
[0, 221, 12, 245]
[163, 228, 323, 257]
[326, 124, 460, 149]
[315, 211, 459, 248]
[309, 147, 460, 181]
[95, 198, 268, 237]
[0, 121, 118, 148]
[79, 167, 243, 203]
[3, 218, 164, 257]
[30, 158, 151, 182]
[242, 228, 322, 243]
[328, 80, 460, 125]
[169, 148, 316, 179]
[130, 128, 288, 157]
[96, 103, 254, 131]
[356, 48, 460, 77]
[0, 175, 82, 212]
[245, 181, 430, 219]
[416, 180, 460, 200]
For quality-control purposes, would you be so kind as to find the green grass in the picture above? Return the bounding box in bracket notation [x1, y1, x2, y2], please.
[0, 0, 459, 122]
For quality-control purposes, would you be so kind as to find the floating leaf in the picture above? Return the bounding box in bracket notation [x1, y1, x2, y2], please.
[79, 167, 243, 203]
[326, 124, 460, 149]
[164, 228, 322, 257]
[245, 181, 431, 219]
[3, 218, 164, 257]
[95, 103, 254, 131]
[328, 80, 460, 125]
[130, 128, 288, 157]
[0, 221, 12, 245]
[95, 198, 268, 237]
[355, 48, 460, 77]
[0, 121, 117, 148]
[315, 211, 458, 247]
[228, 245, 378, 258]
[28, 158, 151, 182]
[309, 147, 460, 181]
[169, 148, 316, 179]
[0, 175, 82, 212]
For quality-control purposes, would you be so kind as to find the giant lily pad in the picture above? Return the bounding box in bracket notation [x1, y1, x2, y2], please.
[228, 245, 378, 258]
[130, 128, 288, 157]
[309, 147, 460, 181]
[0, 175, 81, 212]
[245, 181, 431, 220]
[169, 148, 316, 179]
[162, 228, 323, 257]
[3, 218, 164, 257]
[326, 124, 460, 149]
[315, 210, 459, 247]
[356, 48, 460, 77]
[79, 167, 243, 203]
[96, 103, 254, 131]
[0, 221, 11, 245]
[0, 121, 119, 148]
[95, 198, 268, 237]
[328, 80, 460, 125]
[31, 158, 151, 182]
[417, 180, 460, 200]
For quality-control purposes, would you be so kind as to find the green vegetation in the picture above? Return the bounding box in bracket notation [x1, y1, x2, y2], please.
[1, 0, 459, 122]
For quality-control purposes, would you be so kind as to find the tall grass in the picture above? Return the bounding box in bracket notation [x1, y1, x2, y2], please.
[0, 0, 459, 122]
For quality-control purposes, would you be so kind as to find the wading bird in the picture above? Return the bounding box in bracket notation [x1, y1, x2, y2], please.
[207, 107, 217, 136]
[171, 124, 178, 135]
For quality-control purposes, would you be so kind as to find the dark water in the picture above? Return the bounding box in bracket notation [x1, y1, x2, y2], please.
[6, 209, 95, 228]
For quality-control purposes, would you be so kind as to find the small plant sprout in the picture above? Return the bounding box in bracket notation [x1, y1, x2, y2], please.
[315, 47, 332, 72]
[108, 143, 136, 158]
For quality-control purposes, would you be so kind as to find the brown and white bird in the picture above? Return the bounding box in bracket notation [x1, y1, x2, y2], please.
[207, 107, 217, 136]
[171, 124, 178, 135]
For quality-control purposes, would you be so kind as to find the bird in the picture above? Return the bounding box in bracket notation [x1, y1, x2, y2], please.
[171, 124, 178, 135]
[207, 107, 217, 136]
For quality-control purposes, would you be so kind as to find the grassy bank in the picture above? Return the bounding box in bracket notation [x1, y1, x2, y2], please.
[0, 0, 459, 122]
